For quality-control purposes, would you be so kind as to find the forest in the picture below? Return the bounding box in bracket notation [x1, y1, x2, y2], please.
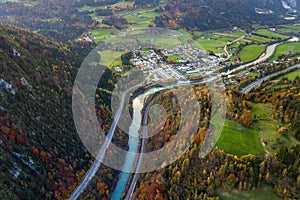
[155, 0, 291, 31]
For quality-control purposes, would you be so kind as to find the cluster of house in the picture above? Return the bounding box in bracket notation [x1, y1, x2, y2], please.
[78, 31, 96, 43]
[130, 45, 221, 81]
[20, 77, 33, 91]
[129, 12, 143, 17]
[132, 49, 162, 68]
[0, 78, 16, 95]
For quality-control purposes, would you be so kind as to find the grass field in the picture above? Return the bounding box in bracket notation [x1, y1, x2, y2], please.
[99, 50, 122, 69]
[217, 185, 280, 200]
[278, 24, 300, 34]
[216, 120, 265, 157]
[195, 38, 226, 53]
[271, 85, 289, 90]
[255, 29, 289, 40]
[249, 72, 260, 77]
[166, 54, 182, 61]
[194, 31, 248, 53]
[120, 8, 161, 29]
[277, 28, 298, 34]
[248, 34, 274, 43]
[238, 44, 266, 63]
[270, 42, 300, 61]
[276, 69, 300, 80]
[91, 29, 120, 42]
[78, 0, 135, 11]
[251, 104, 299, 154]
[216, 103, 299, 157]
[281, 24, 300, 29]
[139, 35, 183, 49]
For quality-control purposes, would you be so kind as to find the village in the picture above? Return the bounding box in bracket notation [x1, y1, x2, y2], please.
[128, 44, 221, 83]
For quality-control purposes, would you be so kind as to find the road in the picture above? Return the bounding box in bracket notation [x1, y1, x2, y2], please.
[70, 36, 298, 199]
[223, 36, 245, 61]
[223, 36, 298, 76]
[69, 72, 196, 200]
[124, 96, 154, 200]
[240, 63, 300, 93]
[223, 42, 280, 76]
[124, 64, 300, 199]
[69, 82, 145, 200]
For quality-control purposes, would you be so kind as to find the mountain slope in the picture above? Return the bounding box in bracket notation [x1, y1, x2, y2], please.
[156, 0, 298, 31]
[0, 23, 93, 199]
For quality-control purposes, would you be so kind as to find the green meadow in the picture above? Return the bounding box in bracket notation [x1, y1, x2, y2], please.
[216, 120, 265, 157]
[216, 104, 299, 157]
[251, 104, 299, 154]
[270, 42, 300, 61]
[255, 29, 290, 40]
[238, 44, 266, 63]
[217, 185, 280, 200]
[276, 69, 300, 80]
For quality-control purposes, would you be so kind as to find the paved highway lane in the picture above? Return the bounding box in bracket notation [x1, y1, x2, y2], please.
[240, 63, 300, 94]
[69, 82, 145, 200]
[124, 95, 156, 200]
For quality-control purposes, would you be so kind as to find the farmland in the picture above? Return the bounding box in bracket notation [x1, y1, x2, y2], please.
[255, 29, 290, 40]
[217, 185, 280, 200]
[216, 120, 265, 157]
[277, 24, 300, 34]
[270, 42, 300, 61]
[251, 104, 299, 154]
[91, 29, 120, 42]
[276, 69, 300, 80]
[238, 44, 266, 63]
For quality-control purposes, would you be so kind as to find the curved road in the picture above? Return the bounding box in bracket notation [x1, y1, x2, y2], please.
[223, 37, 298, 76]
[70, 77, 203, 200]
[223, 42, 279, 76]
[223, 36, 245, 61]
[70, 36, 299, 199]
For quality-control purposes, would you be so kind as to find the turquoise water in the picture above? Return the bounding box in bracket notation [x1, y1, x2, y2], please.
[110, 86, 179, 199]
[110, 98, 143, 200]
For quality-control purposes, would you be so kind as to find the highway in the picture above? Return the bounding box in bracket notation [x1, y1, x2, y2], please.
[124, 95, 156, 200]
[69, 82, 145, 200]
[240, 63, 300, 94]
[70, 36, 299, 199]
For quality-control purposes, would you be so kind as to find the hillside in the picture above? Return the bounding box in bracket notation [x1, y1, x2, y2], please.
[0, 22, 136, 199]
[0, 23, 94, 199]
[155, 0, 298, 31]
[0, 0, 99, 41]
[1, 0, 297, 41]
[0, 0, 154, 42]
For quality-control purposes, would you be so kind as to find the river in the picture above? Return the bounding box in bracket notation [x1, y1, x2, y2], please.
[72, 36, 299, 200]
[223, 36, 299, 76]
[110, 83, 200, 199]
[110, 97, 144, 200]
